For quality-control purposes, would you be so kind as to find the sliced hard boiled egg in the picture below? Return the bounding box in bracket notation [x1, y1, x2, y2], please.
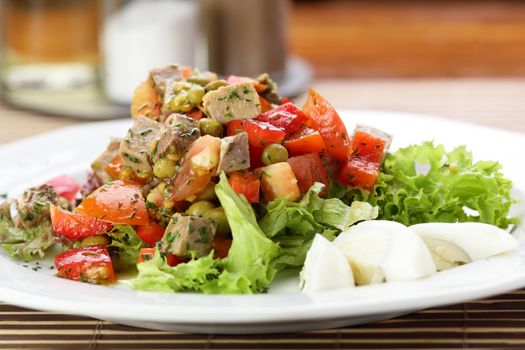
[411, 222, 518, 271]
[300, 234, 355, 292]
[334, 220, 436, 285]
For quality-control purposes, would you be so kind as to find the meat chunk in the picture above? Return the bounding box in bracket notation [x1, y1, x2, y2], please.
[149, 65, 184, 95]
[150, 114, 201, 163]
[202, 82, 261, 124]
[216, 132, 250, 174]
[91, 138, 121, 183]
[159, 213, 216, 258]
[14, 185, 60, 229]
[119, 116, 163, 178]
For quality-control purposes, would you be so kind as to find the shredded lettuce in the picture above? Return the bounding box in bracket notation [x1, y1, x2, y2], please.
[260, 183, 378, 269]
[344, 141, 518, 228]
[108, 225, 146, 272]
[131, 173, 280, 294]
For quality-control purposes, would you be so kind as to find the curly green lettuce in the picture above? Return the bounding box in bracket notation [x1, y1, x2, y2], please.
[108, 225, 146, 272]
[344, 141, 518, 228]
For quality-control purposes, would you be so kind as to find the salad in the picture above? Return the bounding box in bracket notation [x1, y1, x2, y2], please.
[0, 64, 518, 294]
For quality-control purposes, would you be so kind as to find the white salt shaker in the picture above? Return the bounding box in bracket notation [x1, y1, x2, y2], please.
[101, 0, 198, 104]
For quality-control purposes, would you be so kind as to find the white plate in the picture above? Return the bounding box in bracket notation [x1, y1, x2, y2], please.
[0, 110, 524, 334]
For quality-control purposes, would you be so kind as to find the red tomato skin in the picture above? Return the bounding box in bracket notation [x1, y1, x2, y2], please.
[136, 222, 165, 247]
[137, 248, 185, 267]
[256, 103, 307, 134]
[76, 181, 149, 226]
[50, 205, 113, 241]
[280, 97, 292, 105]
[287, 153, 330, 194]
[259, 96, 273, 113]
[338, 157, 379, 190]
[54, 245, 115, 284]
[213, 237, 232, 259]
[351, 130, 387, 163]
[249, 146, 265, 169]
[302, 89, 351, 160]
[228, 171, 260, 203]
[283, 126, 326, 156]
[46, 175, 80, 202]
[226, 119, 285, 148]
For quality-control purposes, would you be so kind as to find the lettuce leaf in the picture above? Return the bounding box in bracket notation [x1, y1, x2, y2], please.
[344, 141, 517, 228]
[131, 173, 280, 294]
[108, 225, 146, 272]
[215, 173, 281, 292]
[260, 183, 378, 269]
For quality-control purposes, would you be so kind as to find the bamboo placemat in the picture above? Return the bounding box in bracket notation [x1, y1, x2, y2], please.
[1, 290, 525, 349]
[1, 79, 525, 349]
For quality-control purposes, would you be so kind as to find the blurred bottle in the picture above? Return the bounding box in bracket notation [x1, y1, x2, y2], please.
[0, 0, 101, 113]
[200, 0, 289, 80]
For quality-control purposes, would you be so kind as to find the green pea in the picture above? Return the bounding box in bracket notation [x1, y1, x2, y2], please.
[187, 72, 218, 86]
[197, 182, 217, 202]
[81, 235, 111, 247]
[203, 207, 230, 237]
[186, 200, 216, 217]
[261, 144, 288, 165]
[168, 93, 188, 112]
[153, 158, 177, 178]
[199, 118, 223, 137]
[187, 86, 205, 105]
[204, 79, 227, 91]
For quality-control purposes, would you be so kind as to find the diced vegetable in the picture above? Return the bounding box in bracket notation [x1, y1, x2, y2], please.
[259, 96, 273, 113]
[171, 135, 221, 201]
[287, 153, 330, 194]
[260, 162, 300, 202]
[137, 248, 184, 267]
[54, 245, 116, 284]
[50, 205, 113, 241]
[103, 156, 123, 181]
[351, 130, 388, 163]
[46, 175, 80, 202]
[76, 181, 149, 225]
[213, 236, 232, 259]
[228, 171, 260, 203]
[130, 78, 161, 120]
[136, 222, 166, 247]
[302, 89, 351, 160]
[283, 126, 325, 156]
[256, 103, 307, 134]
[338, 157, 379, 190]
[226, 119, 286, 148]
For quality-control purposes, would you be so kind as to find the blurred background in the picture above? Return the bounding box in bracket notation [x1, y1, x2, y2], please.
[0, 0, 524, 140]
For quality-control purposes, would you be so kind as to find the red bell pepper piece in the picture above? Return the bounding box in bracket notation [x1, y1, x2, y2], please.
[136, 222, 166, 247]
[213, 237, 232, 259]
[54, 245, 116, 284]
[226, 119, 285, 148]
[338, 157, 380, 190]
[283, 126, 325, 156]
[228, 171, 260, 203]
[50, 205, 113, 241]
[256, 103, 307, 134]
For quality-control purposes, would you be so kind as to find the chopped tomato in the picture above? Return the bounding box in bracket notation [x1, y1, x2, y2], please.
[302, 89, 351, 160]
[171, 135, 221, 201]
[165, 253, 185, 267]
[249, 146, 265, 169]
[256, 103, 307, 134]
[55, 245, 115, 284]
[130, 78, 161, 120]
[181, 66, 193, 79]
[137, 248, 155, 263]
[338, 157, 379, 190]
[186, 108, 204, 121]
[226, 119, 285, 148]
[50, 205, 113, 241]
[104, 156, 123, 181]
[283, 126, 325, 156]
[136, 222, 165, 247]
[287, 153, 329, 195]
[259, 96, 273, 113]
[137, 248, 185, 267]
[76, 180, 149, 225]
[228, 171, 260, 203]
[46, 175, 80, 202]
[351, 130, 387, 163]
[213, 237, 232, 259]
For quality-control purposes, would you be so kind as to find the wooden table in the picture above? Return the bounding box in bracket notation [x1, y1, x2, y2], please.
[0, 79, 524, 349]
